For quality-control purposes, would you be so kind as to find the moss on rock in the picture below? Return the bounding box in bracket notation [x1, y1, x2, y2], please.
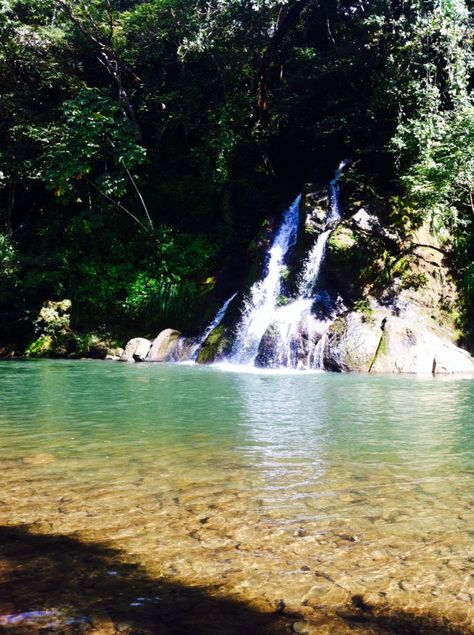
[196, 325, 232, 364]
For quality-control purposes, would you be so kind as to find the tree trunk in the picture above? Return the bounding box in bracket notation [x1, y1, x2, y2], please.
[5, 182, 15, 238]
[255, 0, 313, 116]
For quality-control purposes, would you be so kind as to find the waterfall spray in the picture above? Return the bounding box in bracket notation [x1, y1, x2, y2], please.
[190, 292, 238, 360]
[231, 195, 301, 365]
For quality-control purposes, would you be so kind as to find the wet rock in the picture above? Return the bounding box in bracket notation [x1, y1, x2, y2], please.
[255, 324, 283, 368]
[120, 338, 151, 362]
[255, 313, 324, 369]
[146, 329, 181, 362]
[167, 336, 197, 362]
[196, 325, 233, 364]
[302, 189, 328, 235]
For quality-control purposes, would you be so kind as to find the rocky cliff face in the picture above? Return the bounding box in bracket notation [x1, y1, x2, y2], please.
[119, 181, 474, 374]
[317, 190, 474, 373]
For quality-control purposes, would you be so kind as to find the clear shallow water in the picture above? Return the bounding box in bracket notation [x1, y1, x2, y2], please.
[0, 360, 473, 634]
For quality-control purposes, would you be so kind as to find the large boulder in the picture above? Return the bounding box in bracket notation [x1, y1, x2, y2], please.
[324, 312, 381, 372]
[146, 329, 181, 362]
[324, 307, 474, 374]
[119, 337, 151, 362]
[370, 315, 474, 374]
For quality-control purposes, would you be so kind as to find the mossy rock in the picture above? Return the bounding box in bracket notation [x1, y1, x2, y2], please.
[328, 226, 357, 252]
[25, 335, 55, 357]
[26, 333, 79, 358]
[324, 313, 382, 372]
[196, 325, 232, 364]
[70, 333, 121, 359]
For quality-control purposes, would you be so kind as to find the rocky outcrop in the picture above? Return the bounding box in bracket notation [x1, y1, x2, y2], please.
[146, 329, 181, 362]
[119, 337, 151, 362]
[323, 306, 474, 374]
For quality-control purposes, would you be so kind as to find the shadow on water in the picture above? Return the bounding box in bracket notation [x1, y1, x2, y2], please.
[0, 525, 469, 635]
[0, 525, 291, 635]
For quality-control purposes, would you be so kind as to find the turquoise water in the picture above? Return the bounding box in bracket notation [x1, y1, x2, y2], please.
[0, 360, 473, 633]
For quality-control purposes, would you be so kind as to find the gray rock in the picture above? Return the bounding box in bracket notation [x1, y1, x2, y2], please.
[324, 312, 381, 372]
[119, 337, 151, 362]
[324, 307, 474, 374]
[146, 329, 181, 362]
[350, 208, 399, 242]
[256, 312, 325, 368]
[370, 315, 474, 374]
[351, 208, 376, 231]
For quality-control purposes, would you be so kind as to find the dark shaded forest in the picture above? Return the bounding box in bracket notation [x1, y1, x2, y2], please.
[0, 0, 472, 353]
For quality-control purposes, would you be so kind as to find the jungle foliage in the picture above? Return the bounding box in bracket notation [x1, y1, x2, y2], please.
[0, 0, 472, 346]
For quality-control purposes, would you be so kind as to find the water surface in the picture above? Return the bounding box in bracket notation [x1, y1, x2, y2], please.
[0, 361, 473, 633]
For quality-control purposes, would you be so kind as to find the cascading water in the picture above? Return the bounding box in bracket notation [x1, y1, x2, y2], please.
[230, 161, 348, 369]
[190, 292, 238, 360]
[266, 160, 348, 369]
[298, 159, 347, 298]
[187, 161, 348, 369]
[230, 195, 301, 365]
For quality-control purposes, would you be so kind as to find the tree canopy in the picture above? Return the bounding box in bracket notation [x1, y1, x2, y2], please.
[0, 0, 472, 347]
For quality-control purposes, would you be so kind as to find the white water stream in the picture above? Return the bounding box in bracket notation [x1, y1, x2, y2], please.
[191, 161, 348, 369]
[190, 292, 238, 360]
[230, 195, 301, 364]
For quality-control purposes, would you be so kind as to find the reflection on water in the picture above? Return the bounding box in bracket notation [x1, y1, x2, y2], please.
[0, 360, 473, 633]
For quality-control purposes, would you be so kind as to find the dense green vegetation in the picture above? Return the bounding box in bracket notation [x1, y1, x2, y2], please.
[0, 0, 472, 352]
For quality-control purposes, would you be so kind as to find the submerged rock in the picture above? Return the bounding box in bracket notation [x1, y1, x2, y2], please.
[119, 337, 151, 362]
[146, 329, 181, 362]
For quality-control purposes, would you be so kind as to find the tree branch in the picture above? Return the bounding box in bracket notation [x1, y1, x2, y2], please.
[120, 160, 154, 232]
[87, 179, 149, 233]
[255, 0, 312, 116]
[54, 0, 143, 138]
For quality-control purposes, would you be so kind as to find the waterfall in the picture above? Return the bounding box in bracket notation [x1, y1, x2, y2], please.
[298, 230, 331, 298]
[192, 160, 348, 370]
[298, 159, 348, 298]
[255, 160, 347, 369]
[327, 159, 348, 223]
[231, 195, 301, 364]
[190, 292, 238, 360]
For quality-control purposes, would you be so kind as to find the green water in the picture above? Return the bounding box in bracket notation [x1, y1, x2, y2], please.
[0, 360, 473, 634]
